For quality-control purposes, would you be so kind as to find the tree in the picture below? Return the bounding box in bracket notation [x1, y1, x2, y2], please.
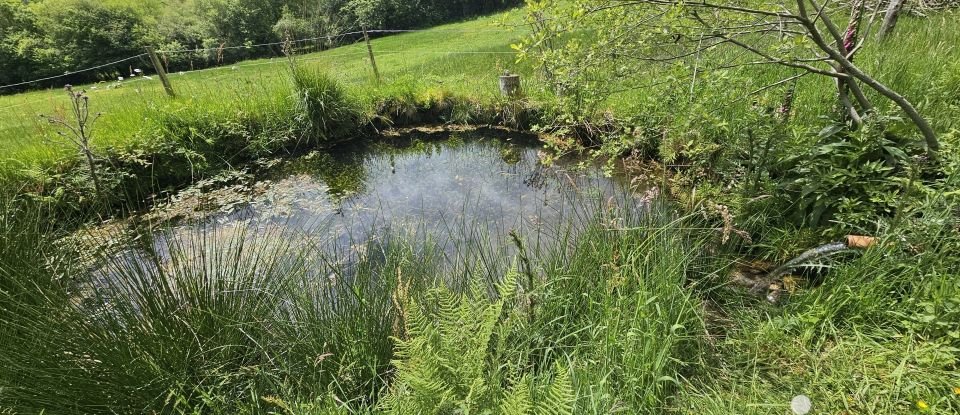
[0, 0, 43, 87]
[199, 0, 286, 47]
[272, 5, 313, 40]
[40, 86, 105, 200]
[519, 0, 940, 157]
[0, 0, 524, 90]
[35, 0, 147, 74]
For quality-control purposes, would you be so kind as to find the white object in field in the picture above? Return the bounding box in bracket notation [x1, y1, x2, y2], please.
[134, 68, 143, 73]
[791, 395, 812, 415]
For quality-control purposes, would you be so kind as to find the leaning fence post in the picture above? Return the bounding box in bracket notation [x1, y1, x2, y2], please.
[145, 46, 176, 97]
[362, 28, 382, 85]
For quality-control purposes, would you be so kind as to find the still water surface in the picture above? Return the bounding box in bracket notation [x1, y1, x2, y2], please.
[158, 131, 626, 253]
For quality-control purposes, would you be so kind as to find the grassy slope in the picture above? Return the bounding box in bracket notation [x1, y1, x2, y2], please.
[0, 9, 534, 173]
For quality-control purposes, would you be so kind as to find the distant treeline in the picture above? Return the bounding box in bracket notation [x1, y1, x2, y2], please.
[0, 0, 520, 91]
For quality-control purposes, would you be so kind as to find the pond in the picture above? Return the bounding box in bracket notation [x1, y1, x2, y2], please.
[78, 128, 654, 291]
[148, 129, 633, 252]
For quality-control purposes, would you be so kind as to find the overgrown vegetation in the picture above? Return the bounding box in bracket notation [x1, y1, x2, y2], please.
[0, 188, 714, 413]
[1, 0, 959, 414]
[517, 0, 959, 229]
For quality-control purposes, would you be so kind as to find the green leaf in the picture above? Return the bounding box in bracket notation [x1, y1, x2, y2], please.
[818, 124, 845, 139]
[882, 145, 908, 161]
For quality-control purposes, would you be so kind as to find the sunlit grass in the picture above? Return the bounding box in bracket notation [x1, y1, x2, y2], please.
[0, 12, 533, 173]
[1, 5, 959, 414]
[0, 179, 718, 413]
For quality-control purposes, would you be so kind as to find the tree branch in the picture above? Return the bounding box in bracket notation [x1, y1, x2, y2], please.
[711, 30, 846, 78]
[797, 0, 939, 154]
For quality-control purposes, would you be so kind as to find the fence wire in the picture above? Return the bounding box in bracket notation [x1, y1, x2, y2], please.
[0, 27, 521, 91]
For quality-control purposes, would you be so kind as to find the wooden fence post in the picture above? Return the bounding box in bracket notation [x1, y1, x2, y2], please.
[362, 28, 382, 85]
[499, 71, 521, 96]
[146, 46, 176, 97]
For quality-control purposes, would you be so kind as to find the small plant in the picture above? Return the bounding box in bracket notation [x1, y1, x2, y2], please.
[380, 268, 575, 414]
[780, 114, 917, 227]
[40, 85, 105, 200]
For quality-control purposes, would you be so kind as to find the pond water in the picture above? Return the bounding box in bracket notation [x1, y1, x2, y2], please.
[82, 129, 651, 284]
[142, 129, 633, 254]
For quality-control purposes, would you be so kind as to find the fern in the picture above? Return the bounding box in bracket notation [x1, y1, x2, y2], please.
[380, 267, 576, 414]
[536, 363, 574, 415]
[498, 375, 533, 415]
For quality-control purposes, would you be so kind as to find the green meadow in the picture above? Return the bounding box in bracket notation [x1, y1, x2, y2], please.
[0, 13, 532, 174]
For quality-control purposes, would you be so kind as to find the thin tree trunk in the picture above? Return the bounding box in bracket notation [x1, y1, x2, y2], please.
[838, 82, 864, 127]
[877, 0, 908, 40]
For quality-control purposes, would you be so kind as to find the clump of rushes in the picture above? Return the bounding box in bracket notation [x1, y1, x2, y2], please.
[284, 35, 366, 149]
[39, 85, 105, 201]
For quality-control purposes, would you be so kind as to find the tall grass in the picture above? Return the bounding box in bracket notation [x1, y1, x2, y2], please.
[674, 177, 960, 414]
[289, 63, 367, 148]
[0, 188, 720, 413]
[0, 222, 434, 413]
[3, 147, 957, 414]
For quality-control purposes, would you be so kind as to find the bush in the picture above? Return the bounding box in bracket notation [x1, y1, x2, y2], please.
[778, 114, 921, 228]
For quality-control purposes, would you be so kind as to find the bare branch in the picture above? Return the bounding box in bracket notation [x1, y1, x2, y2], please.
[709, 30, 845, 78]
[798, 0, 939, 154]
[805, 0, 847, 52]
[746, 71, 810, 97]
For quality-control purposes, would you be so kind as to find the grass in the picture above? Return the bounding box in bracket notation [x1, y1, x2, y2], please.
[0, 12, 534, 173]
[2, 3, 960, 415]
[1, 8, 957, 209]
[0, 206, 439, 412]
[678, 243, 960, 414]
[0, 9, 957, 155]
[0, 184, 716, 413]
[5, 178, 954, 414]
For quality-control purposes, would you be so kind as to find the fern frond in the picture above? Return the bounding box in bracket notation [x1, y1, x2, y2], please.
[403, 297, 432, 343]
[536, 363, 575, 415]
[498, 375, 534, 415]
[496, 261, 522, 303]
[382, 273, 549, 415]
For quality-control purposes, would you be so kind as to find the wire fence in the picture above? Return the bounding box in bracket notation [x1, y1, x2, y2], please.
[0, 55, 148, 91]
[0, 27, 522, 92]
